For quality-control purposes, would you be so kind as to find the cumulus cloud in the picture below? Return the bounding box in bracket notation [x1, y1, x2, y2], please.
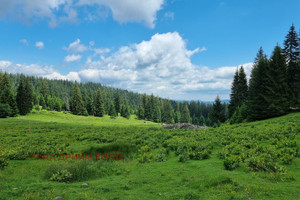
[64, 54, 82, 62]
[0, 0, 164, 28]
[35, 41, 44, 49]
[64, 39, 88, 53]
[0, 32, 254, 100]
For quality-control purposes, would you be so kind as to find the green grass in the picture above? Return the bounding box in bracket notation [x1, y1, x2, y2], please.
[0, 110, 299, 200]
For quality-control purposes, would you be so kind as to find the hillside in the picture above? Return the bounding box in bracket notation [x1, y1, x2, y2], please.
[0, 111, 299, 200]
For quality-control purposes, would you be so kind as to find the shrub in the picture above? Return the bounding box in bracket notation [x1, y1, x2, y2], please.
[50, 169, 72, 183]
[0, 153, 8, 169]
[155, 148, 168, 162]
[137, 145, 154, 163]
[224, 155, 241, 170]
[0, 103, 11, 118]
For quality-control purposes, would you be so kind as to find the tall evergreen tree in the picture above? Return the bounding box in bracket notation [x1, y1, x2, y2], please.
[209, 96, 225, 125]
[238, 66, 248, 104]
[94, 89, 105, 117]
[16, 77, 33, 115]
[108, 102, 117, 118]
[228, 69, 239, 117]
[114, 91, 121, 115]
[162, 100, 173, 124]
[136, 105, 144, 120]
[180, 102, 190, 123]
[71, 82, 85, 115]
[247, 48, 270, 121]
[120, 100, 130, 119]
[283, 24, 300, 107]
[40, 79, 49, 98]
[0, 73, 18, 116]
[265, 45, 289, 117]
[86, 93, 94, 115]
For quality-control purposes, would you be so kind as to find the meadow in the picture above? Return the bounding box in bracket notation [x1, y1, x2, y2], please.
[0, 110, 299, 200]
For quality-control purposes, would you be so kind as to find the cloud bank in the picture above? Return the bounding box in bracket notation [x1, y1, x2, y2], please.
[0, 0, 164, 28]
[0, 32, 253, 101]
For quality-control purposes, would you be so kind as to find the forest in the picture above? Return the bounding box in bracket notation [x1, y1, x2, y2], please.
[1, 24, 299, 128]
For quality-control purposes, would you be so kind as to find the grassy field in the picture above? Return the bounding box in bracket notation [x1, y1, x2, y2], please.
[0, 110, 299, 200]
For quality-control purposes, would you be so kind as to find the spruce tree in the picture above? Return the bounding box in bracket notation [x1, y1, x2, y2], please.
[94, 89, 104, 117]
[228, 69, 239, 117]
[114, 91, 121, 115]
[0, 73, 18, 116]
[265, 45, 289, 117]
[209, 96, 225, 125]
[152, 105, 161, 123]
[283, 24, 300, 107]
[137, 105, 144, 120]
[16, 77, 33, 115]
[162, 100, 173, 124]
[238, 66, 248, 104]
[180, 101, 190, 123]
[108, 102, 117, 118]
[86, 94, 94, 115]
[71, 82, 85, 115]
[247, 48, 270, 121]
[40, 79, 49, 98]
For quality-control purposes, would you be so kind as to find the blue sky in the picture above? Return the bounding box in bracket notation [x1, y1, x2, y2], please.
[0, 0, 299, 101]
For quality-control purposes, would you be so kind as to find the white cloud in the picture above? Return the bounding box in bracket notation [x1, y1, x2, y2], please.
[20, 39, 29, 46]
[0, 32, 254, 101]
[35, 41, 44, 49]
[64, 54, 82, 62]
[0, 0, 164, 28]
[64, 39, 88, 52]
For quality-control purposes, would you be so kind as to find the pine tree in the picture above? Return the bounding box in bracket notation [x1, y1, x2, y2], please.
[247, 48, 270, 121]
[16, 77, 33, 115]
[209, 96, 225, 125]
[71, 82, 85, 115]
[238, 66, 248, 104]
[228, 69, 239, 117]
[120, 102, 130, 119]
[108, 102, 117, 118]
[162, 100, 173, 124]
[283, 24, 300, 107]
[40, 79, 49, 98]
[0, 73, 18, 116]
[199, 114, 206, 126]
[86, 94, 94, 115]
[136, 105, 144, 120]
[180, 102, 190, 123]
[265, 45, 289, 117]
[94, 89, 104, 117]
[174, 102, 181, 123]
[152, 105, 161, 122]
[114, 91, 121, 115]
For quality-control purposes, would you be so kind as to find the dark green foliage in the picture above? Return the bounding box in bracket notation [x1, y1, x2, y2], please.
[283, 24, 300, 107]
[108, 102, 117, 118]
[224, 155, 241, 170]
[265, 46, 289, 117]
[229, 103, 248, 124]
[136, 105, 144, 120]
[114, 91, 121, 114]
[247, 48, 270, 121]
[121, 102, 130, 119]
[86, 94, 94, 115]
[16, 77, 33, 115]
[180, 102, 190, 123]
[94, 89, 105, 117]
[40, 79, 49, 98]
[209, 96, 225, 125]
[0, 103, 11, 118]
[71, 82, 85, 115]
[229, 69, 239, 117]
[152, 105, 161, 122]
[161, 100, 173, 124]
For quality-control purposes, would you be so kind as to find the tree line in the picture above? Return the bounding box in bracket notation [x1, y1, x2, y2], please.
[0, 72, 216, 125]
[227, 24, 300, 123]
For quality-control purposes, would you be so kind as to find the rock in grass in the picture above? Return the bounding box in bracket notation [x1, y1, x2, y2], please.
[82, 183, 88, 187]
[55, 196, 63, 200]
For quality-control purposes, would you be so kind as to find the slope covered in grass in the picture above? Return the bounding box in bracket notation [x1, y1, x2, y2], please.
[0, 111, 299, 200]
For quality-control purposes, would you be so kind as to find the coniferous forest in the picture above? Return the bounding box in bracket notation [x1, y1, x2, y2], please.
[1, 25, 299, 127]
